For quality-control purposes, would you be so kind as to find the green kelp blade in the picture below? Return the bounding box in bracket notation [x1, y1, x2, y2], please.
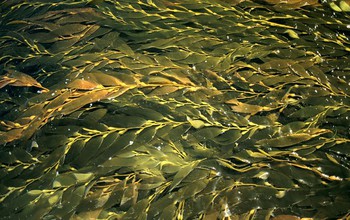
[213, 129, 242, 145]
[94, 130, 137, 164]
[59, 89, 110, 115]
[189, 127, 223, 142]
[122, 198, 149, 220]
[53, 173, 77, 188]
[169, 160, 203, 191]
[72, 136, 103, 167]
[256, 129, 331, 148]
[101, 114, 147, 128]
[226, 99, 273, 114]
[49, 185, 86, 219]
[187, 116, 206, 129]
[159, 202, 177, 220]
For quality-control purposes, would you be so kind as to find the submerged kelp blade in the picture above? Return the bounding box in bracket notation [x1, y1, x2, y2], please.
[59, 89, 110, 115]
[0, 70, 48, 91]
[226, 99, 274, 114]
[256, 129, 331, 148]
[67, 79, 101, 90]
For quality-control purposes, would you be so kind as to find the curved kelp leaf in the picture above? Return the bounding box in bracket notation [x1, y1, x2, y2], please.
[256, 128, 331, 148]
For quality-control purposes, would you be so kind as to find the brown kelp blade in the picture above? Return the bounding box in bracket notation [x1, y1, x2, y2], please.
[1, 70, 49, 91]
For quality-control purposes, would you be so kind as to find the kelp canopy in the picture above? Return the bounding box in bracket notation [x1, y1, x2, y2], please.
[0, 0, 350, 219]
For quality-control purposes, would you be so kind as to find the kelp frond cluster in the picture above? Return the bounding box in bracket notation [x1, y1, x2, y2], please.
[0, 0, 350, 219]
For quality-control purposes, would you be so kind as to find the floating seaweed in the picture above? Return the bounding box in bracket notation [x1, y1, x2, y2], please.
[0, 0, 349, 219]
